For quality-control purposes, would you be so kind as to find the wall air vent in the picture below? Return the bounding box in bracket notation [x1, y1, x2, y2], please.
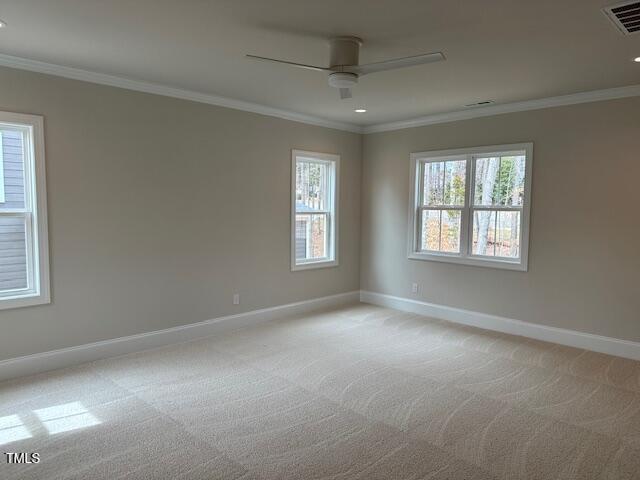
[603, 1, 640, 35]
[464, 100, 494, 108]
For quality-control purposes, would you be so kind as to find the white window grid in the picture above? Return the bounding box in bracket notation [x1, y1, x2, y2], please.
[408, 143, 532, 271]
[291, 150, 339, 271]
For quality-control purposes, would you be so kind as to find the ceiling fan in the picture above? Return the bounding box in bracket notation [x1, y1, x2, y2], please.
[247, 36, 445, 100]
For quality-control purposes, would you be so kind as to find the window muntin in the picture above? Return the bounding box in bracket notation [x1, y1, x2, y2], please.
[291, 150, 338, 270]
[409, 144, 532, 270]
[0, 112, 49, 309]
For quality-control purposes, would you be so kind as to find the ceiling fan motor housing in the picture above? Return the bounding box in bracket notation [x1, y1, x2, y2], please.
[328, 72, 358, 88]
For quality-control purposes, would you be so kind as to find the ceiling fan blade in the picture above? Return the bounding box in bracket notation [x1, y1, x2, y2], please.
[246, 55, 329, 72]
[339, 88, 352, 100]
[346, 52, 445, 76]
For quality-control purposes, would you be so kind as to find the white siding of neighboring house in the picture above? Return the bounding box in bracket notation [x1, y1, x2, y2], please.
[295, 219, 307, 260]
[0, 130, 28, 290]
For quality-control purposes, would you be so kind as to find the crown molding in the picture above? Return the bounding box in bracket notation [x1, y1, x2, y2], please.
[1, 53, 639, 136]
[0, 53, 363, 134]
[362, 84, 640, 133]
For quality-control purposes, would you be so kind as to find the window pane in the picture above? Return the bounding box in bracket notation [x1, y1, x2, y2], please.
[296, 160, 328, 212]
[441, 210, 461, 253]
[294, 219, 307, 260]
[497, 155, 526, 206]
[473, 210, 521, 258]
[474, 157, 500, 206]
[295, 213, 327, 261]
[422, 161, 444, 206]
[443, 160, 466, 206]
[472, 210, 496, 256]
[0, 216, 28, 292]
[1, 129, 26, 210]
[475, 155, 526, 207]
[495, 211, 521, 258]
[421, 209, 461, 253]
[421, 209, 440, 251]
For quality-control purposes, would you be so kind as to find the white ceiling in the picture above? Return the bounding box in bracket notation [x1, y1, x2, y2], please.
[0, 0, 638, 127]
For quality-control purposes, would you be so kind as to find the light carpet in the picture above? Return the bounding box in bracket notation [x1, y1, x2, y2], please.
[1, 303, 640, 479]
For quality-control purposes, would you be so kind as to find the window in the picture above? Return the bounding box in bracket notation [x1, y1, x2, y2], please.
[408, 143, 532, 271]
[0, 111, 50, 309]
[291, 150, 339, 270]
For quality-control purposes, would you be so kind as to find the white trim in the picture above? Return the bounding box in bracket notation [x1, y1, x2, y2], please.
[360, 291, 640, 361]
[0, 290, 360, 381]
[292, 259, 339, 271]
[0, 53, 361, 134]
[362, 85, 640, 133]
[407, 143, 532, 271]
[1, 53, 639, 135]
[0, 112, 50, 310]
[291, 149, 340, 271]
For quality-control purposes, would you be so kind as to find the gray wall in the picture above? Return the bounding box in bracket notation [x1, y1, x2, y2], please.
[361, 97, 640, 342]
[1, 63, 638, 360]
[0, 66, 361, 360]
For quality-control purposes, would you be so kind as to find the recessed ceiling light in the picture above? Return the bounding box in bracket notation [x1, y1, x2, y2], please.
[354, 108, 367, 113]
[634, 57, 640, 63]
[0, 19, 6, 28]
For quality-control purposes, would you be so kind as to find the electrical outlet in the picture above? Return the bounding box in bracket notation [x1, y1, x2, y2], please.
[233, 293, 240, 305]
[411, 283, 419, 294]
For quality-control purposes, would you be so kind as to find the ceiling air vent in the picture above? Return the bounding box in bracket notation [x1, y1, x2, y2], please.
[603, 1, 640, 35]
[464, 100, 494, 108]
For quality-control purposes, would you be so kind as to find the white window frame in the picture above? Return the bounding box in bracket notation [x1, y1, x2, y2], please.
[291, 149, 339, 271]
[0, 111, 50, 310]
[408, 143, 533, 271]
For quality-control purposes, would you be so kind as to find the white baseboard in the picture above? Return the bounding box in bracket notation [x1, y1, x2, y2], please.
[4, 289, 637, 382]
[360, 290, 640, 361]
[0, 291, 360, 382]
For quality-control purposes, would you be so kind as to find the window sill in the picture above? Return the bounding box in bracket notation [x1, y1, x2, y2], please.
[408, 251, 527, 271]
[0, 291, 51, 311]
[292, 259, 339, 272]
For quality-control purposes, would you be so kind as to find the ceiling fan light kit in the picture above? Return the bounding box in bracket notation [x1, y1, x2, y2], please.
[247, 35, 444, 100]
